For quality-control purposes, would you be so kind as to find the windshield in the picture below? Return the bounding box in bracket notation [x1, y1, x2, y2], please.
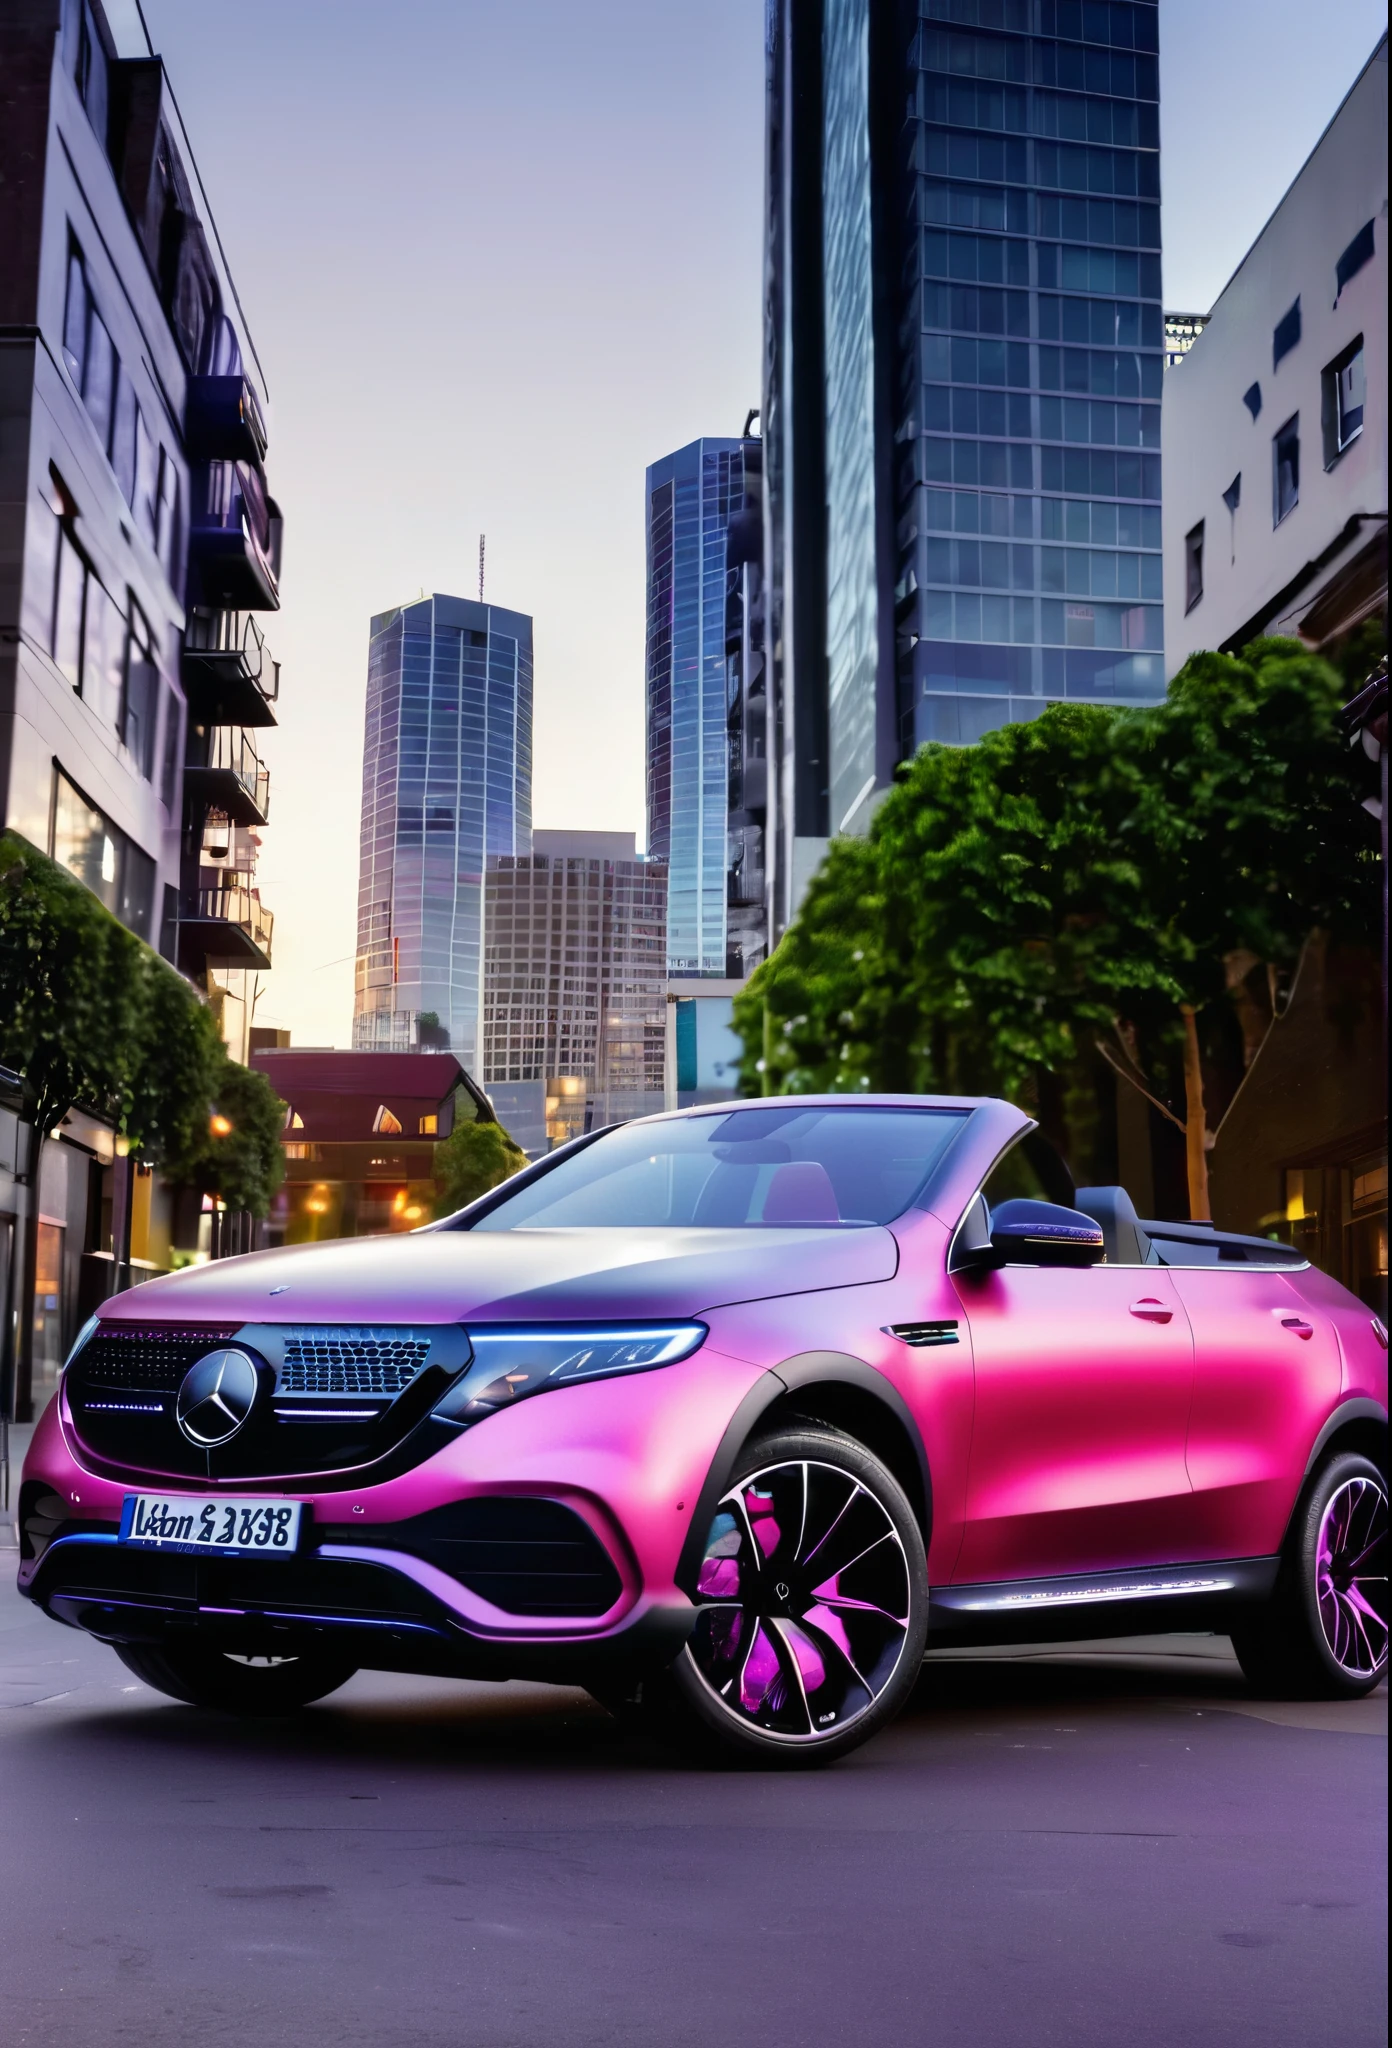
[470, 1105, 966, 1230]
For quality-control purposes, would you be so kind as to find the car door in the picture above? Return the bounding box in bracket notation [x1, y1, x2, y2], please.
[951, 1257, 1198, 1585]
[1161, 1254, 1343, 1562]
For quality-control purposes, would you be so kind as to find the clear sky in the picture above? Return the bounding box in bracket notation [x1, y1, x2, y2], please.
[135, 0, 1387, 1050]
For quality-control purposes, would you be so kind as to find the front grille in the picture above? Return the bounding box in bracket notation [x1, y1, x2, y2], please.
[326, 1499, 625, 1617]
[78, 1327, 241, 1390]
[66, 1321, 464, 1485]
[279, 1329, 432, 1396]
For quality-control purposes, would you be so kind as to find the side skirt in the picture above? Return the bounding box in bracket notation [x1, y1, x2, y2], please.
[928, 1556, 1281, 1649]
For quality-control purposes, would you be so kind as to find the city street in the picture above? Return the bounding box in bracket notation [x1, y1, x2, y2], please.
[2, 1464, 1384, 2048]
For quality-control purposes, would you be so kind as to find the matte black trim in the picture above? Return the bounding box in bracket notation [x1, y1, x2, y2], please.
[1302, 1398, 1388, 1478]
[674, 1352, 933, 1597]
[26, 1531, 695, 1683]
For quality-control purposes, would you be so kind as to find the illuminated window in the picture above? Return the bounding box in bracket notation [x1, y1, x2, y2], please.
[372, 1105, 403, 1135]
[418, 1113, 438, 1135]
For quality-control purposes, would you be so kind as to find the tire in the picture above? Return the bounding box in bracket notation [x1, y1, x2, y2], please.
[1232, 1451, 1387, 1699]
[114, 1642, 359, 1715]
[622, 1424, 929, 1767]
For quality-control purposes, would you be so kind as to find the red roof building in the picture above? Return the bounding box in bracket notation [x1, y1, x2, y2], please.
[250, 1049, 492, 1243]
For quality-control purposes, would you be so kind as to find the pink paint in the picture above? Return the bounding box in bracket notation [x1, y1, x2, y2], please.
[16, 1095, 1386, 1700]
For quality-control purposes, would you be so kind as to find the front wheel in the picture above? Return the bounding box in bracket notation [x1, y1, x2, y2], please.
[114, 1642, 359, 1715]
[621, 1425, 928, 1766]
[1232, 1451, 1387, 1699]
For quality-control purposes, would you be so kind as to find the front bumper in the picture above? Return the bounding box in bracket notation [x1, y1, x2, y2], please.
[18, 1343, 768, 1682]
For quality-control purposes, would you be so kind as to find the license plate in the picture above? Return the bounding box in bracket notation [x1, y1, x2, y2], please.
[119, 1494, 303, 1556]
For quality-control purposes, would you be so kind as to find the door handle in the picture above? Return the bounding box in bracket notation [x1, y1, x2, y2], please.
[1129, 1298, 1173, 1323]
[1278, 1315, 1314, 1341]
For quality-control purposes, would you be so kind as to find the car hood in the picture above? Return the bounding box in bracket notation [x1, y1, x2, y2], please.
[98, 1226, 900, 1328]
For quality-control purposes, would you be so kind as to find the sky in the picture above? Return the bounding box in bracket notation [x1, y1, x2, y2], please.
[130, 0, 1388, 1050]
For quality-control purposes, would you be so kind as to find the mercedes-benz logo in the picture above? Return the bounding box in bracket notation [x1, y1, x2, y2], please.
[176, 1348, 260, 1447]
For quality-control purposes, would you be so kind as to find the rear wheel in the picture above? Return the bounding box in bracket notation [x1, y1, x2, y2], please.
[114, 1642, 359, 1715]
[1232, 1452, 1387, 1699]
[605, 1425, 928, 1766]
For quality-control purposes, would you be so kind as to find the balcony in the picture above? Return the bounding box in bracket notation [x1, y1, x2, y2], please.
[188, 460, 282, 612]
[178, 874, 273, 971]
[182, 610, 279, 728]
[185, 374, 269, 464]
[184, 726, 269, 826]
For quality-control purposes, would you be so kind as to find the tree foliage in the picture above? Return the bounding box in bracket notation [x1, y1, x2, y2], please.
[733, 642, 1378, 1216]
[433, 1112, 528, 1215]
[0, 832, 285, 1216]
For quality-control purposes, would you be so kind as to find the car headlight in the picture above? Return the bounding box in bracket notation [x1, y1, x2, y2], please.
[61, 1313, 100, 1377]
[432, 1325, 706, 1428]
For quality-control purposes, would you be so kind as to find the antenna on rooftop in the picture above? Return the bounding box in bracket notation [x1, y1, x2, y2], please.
[478, 533, 486, 603]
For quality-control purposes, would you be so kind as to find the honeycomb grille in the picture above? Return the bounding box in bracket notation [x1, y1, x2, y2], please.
[76, 1328, 241, 1391]
[277, 1329, 432, 1397]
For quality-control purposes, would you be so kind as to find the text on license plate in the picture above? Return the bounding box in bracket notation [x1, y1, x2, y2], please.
[120, 1494, 303, 1555]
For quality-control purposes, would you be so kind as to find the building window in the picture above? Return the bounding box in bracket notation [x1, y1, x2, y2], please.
[49, 768, 152, 940]
[1322, 337, 1365, 466]
[1184, 522, 1204, 612]
[1335, 220, 1375, 301]
[372, 1105, 403, 1135]
[1243, 382, 1262, 421]
[1272, 299, 1301, 370]
[418, 1114, 438, 1136]
[122, 603, 159, 779]
[1273, 415, 1299, 525]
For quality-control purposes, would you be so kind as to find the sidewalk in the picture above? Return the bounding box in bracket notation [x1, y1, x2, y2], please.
[0, 1421, 35, 1550]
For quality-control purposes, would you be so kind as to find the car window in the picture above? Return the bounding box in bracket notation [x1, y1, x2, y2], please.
[981, 1132, 1074, 1211]
[469, 1106, 967, 1230]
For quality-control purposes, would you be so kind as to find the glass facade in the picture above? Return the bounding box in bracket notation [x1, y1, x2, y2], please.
[353, 593, 532, 1067]
[822, 0, 882, 835]
[483, 834, 668, 1147]
[908, 0, 1165, 744]
[763, 0, 1166, 923]
[645, 439, 752, 977]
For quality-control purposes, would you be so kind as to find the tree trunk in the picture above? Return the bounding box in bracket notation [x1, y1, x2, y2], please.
[1179, 1003, 1211, 1221]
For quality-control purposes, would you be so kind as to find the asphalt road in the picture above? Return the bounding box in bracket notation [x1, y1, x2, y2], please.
[1, 1498, 1384, 2048]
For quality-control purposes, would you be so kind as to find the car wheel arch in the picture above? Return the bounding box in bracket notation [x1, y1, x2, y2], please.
[1302, 1398, 1388, 1484]
[674, 1352, 932, 1600]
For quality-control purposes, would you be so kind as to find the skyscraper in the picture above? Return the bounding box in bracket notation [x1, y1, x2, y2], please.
[764, 0, 1165, 938]
[483, 830, 668, 1153]
[353, 593, 532, 1067]
[645, 436, 759, 978]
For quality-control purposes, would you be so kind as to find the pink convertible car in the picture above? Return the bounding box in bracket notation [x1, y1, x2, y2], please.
[18, 1097, 1389, 1763]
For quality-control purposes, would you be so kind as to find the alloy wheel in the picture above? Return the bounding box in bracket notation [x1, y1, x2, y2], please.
[1315, 1474, 1388, 1676]
[686, 1457, 913, 1745]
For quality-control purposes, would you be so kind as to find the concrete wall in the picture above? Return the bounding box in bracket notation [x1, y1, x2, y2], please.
[1163, 41, 1387, 670]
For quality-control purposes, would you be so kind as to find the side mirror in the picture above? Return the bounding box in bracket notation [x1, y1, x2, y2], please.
[988, 1198, 1105, 1268]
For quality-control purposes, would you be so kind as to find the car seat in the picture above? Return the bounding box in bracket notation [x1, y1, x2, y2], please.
[761, 1161, 840, 1225]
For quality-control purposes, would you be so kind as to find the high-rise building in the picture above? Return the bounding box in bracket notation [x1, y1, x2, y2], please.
[763, 0, 1165, 937]
[353, 593, 532, 1067]
[724, 433, 769, 981]
[645, 436, 759, 979]
[0, 0, 285, 1413]
[482, 830, 667, 1153]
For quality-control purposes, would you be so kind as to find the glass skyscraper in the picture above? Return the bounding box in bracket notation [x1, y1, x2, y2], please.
[353, 593, 532, 1067]
[645, 437, 756, 977]
[765, 0, 1164, 927]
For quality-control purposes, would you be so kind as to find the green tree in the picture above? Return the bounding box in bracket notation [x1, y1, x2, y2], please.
[733, 642, 1377, 1218]
[0, 834, 291, 1411]
[433, 1113, 527, 1214]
